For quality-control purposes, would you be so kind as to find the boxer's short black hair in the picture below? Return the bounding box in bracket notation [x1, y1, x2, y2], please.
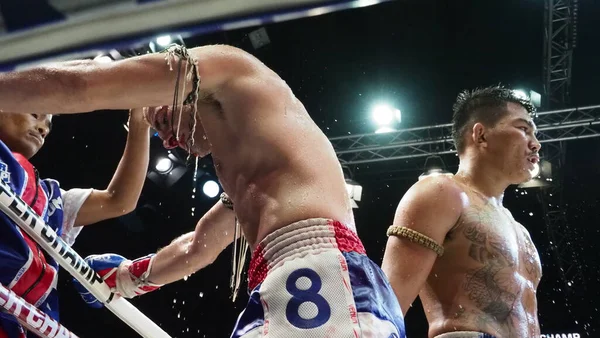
[451, 85, 536, 154]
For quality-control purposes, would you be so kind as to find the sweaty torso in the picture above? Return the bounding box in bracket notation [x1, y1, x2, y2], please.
[194, 68, 354, 248]
[422, 182, 542, 338]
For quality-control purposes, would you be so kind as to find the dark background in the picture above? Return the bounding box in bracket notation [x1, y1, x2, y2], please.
[4, 0, 599, 337]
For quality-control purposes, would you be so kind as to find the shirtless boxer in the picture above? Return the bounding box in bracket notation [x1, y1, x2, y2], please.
[382, 86, 543, 338]
[0, 44, 405, 337]
[0, 109, 149, 337]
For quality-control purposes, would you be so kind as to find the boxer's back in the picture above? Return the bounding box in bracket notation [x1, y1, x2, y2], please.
[422, 182, 542, 338]
[195, 65, 355, 248]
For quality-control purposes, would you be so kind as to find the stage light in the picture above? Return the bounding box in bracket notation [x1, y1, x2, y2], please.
[513, 89, 529, 100]
[375, 127, 397, 134]
[372, 104, 401, 127]
[418, 168, 452, 181]
[156, 35, 172, 47]
[155, 158, 173, 174]
[530, 162, 541, 178]
[345, 178, 362, 209]
[529, 90, 542, 108]
[93, 55, 112, 63]
[202, 180, 220, 198]
[419, 155, 452, 181]
[518, 160, 553, 188]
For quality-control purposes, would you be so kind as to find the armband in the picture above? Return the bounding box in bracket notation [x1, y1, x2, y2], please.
[386, 225, 444, 257]
[220, 192, 234, 210]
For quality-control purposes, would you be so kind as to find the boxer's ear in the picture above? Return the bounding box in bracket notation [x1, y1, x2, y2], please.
[471, 123, 487, 148]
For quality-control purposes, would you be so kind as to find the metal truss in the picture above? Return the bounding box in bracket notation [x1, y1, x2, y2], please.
[543, 0, 578, 108]
[540, 0, 586, 325]
[330, 104, 600, 167]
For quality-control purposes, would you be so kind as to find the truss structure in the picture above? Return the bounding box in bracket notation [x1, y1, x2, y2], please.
[543, 0, 578, 108]
[540, 0, 587, 325]
[330, 104, 600, 168]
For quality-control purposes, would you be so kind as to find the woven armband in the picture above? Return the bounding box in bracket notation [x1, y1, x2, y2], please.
[386, 225, 444, 257]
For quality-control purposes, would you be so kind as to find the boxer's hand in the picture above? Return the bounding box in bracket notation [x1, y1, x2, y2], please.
[73, 254, 163, 308]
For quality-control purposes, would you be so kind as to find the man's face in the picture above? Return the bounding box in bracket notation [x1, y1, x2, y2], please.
[144, 105, 211, 156]
[481, 103, 541, 184]
[0, 113, 52, 159]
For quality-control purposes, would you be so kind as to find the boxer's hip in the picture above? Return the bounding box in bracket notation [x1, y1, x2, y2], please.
[232, 218, 405, 338]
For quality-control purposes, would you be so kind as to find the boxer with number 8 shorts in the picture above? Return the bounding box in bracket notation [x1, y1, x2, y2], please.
[232, 218, 403, 337]
[1, 44, 405, 337]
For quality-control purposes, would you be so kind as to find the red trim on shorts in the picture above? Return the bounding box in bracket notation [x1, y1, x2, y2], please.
[247, 243, 267, 291]
[329, 220, 366, 255]
[247, 220, 366, 290]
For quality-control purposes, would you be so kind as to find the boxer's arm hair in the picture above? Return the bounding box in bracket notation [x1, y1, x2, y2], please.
[381, 175, 463, 316]
[0, 44, 260, 114]
[147, 201, 238, 285]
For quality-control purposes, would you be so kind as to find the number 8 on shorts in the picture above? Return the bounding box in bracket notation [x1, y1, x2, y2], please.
[285, 268, 331, 329]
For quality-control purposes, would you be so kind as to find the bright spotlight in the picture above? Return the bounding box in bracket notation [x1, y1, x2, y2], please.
[345, 179, 362, 209]
[156, 35, 172, 47]
[513, 89, 529, 100]
[375, 127, 397, 134]
[530, 162, 541, 178]
[372, 104, 401, 127]
[518, 160, 552, 188]
[529, 90, 542, 108]
[202, 180, 220, 198]
[93, 55, 113, 63]
[155, 158, 173, 174]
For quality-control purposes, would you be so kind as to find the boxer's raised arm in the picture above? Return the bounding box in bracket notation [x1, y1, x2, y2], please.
[381, 175, 463, 315]
[148, 201, 238, 285]
[0, 45, 260, 114]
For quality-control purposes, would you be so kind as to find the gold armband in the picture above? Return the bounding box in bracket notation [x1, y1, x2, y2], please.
[220, 192, 234, 210]
[386, 225, 444, 257]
